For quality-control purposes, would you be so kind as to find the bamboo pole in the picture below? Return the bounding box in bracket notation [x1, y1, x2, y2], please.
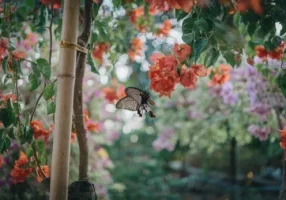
[50, 0, 80, 199]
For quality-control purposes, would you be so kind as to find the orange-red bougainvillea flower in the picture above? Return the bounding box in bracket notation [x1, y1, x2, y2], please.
[30, 120, 51, 142]
[149, 55, 179, 97]
[128, 38, 144, 61]
[36, 165, 50, 183]
[180, 64, 207, 89]
[40, 0, 61, 9]
[86, 121, 99, 132]
[146, 0, 194, 13]
[173, 43, 192, 62]
[102, 85, 126, 103]
[71, 132, 77, 143]
[157, 20, 172, 37]
[0, 37, 8, 55]
[10, 152, 33, 184]
[0, 155, 4, 168]
[208, 64, 231, 86]
[92, 42, 109, 64]
[234, 0, 263, 15]
[180, 66, 197, 89]
[279, 129, 286, 150]
[255, 44, 285, 61]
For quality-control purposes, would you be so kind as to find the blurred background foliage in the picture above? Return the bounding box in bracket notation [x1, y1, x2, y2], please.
[0, 0, 286, 200]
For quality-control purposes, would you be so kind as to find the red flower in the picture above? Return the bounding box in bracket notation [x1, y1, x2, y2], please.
[279, 129, 286, 149]
[149, 55, 179, 97]
[173, 43, 192, 62]
[92, 42, 109, 64]
[255, 46, 268, 60]
[0, 37, 8, 55]
[208, 64, 231, 86]
[12, 50, 26, 60]
[71, 132, 77, 144]
[128, 38, 143, 61]
[157, 20, 172, 37]
[149, 52, 164, 64]
[86, 121, 99, 132]
[180, 66, 197, 88]
[0, 155, 4, 168]
[102, 87, 119, 103]
[30, 120, 50, 141]
[191, 64, 208, 77]
[10, 152, 33, 184]
[15, 152, 29, 167]
[10, 166, 33, 184]
[40, 0, 61, 9]
[36, 165, 50, 183]
[255, 44, 284, 61]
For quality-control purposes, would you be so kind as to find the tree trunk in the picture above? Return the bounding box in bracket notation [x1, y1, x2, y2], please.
[50, 0, 80, 199]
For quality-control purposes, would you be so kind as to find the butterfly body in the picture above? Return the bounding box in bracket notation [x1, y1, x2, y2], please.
[116, 87, 156, 118]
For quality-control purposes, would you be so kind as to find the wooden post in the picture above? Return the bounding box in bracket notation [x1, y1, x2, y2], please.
[50, 0, 80, 199]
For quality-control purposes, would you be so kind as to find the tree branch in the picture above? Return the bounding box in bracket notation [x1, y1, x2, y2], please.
[73, 0, 95, 181]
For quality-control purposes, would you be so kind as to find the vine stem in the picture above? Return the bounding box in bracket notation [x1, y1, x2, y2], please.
[29, 1, 55, 180]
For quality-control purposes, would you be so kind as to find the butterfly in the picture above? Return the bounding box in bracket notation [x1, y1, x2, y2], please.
[115, 87, 156, 118]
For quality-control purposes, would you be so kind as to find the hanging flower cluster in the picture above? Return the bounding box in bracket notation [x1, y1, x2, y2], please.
[149, 43, 207, 97]
[255, 43, 285, 61]
[128, 38, 144, 61]
[10, 152, 50, 184]
[30, 120, 51, 142]
[10, 152, 33, 184]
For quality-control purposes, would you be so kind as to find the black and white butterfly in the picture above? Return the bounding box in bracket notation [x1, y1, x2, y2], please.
[115, 87, 156, 118]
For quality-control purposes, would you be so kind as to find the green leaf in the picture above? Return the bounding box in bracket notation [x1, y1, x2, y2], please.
[32, 62, 41, 76]
[224, 52, 236, 67]
[277, 71, 286, 98]
[193, 39, 208, 61]
[7, 126, 15, 139]
[204, 48, 220, 67]
[2, 56, 8, 74]
[182, 32, 195, 45]
[183, 17, 211, 35]
[2, 74, 12, 85]
[175, 9, 188, 21]
[93, 1, 102, 17]
[28, 73, 41, 91]
[90, 31, 98, 44]
[0, 137, 11, 153]
[43, 83, 55, 100]
[37, 58, 51, 80]
[0, 100, 16, 127]
[47, 102, 56, 115]
[24, 0, 35, 7]
[20, 125, 33, 144]
[37, 140, 45, 155]
[87, 52, 99, 74]
[13, 102, 21, 114]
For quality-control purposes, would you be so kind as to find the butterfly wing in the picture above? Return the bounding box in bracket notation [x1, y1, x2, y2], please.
[125, 87, 148, 104]
[115, 96, 140, 111]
